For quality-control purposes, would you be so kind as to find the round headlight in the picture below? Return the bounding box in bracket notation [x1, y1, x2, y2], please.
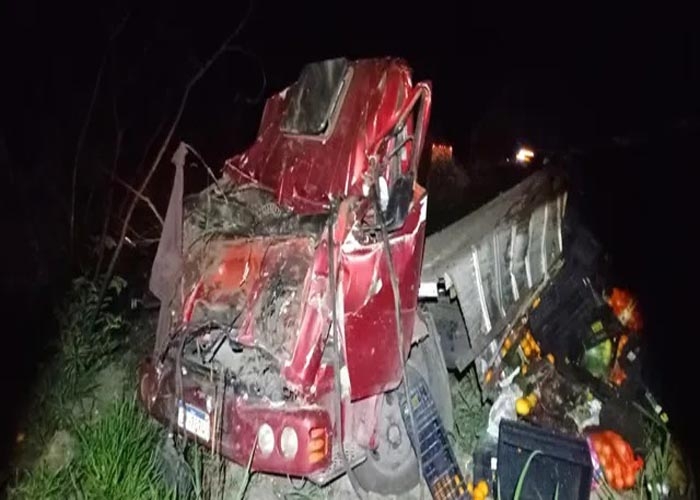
[279, 426, 298, 459]
[257, 423, 275, 456]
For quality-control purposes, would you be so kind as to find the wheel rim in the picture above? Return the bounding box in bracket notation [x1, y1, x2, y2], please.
[366, 390, 416, 476]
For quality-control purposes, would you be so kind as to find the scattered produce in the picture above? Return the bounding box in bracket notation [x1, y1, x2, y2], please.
[607, 288, 643, 332]
[469, 479, 489, 500]
[525, 393, 538, 407]
[589, 430, 644, 490]
[516, 398, 531, 416]
[515, 393, 538, 416]
[609, 334, 630, 386]
[519, 331, 541, 360]
[582, 339, 613, 378]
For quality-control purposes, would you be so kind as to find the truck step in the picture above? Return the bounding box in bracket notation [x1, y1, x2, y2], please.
[398, 367, 468, 500]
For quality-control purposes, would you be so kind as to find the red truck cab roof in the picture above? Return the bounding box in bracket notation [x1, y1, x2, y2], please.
[225, 57, 418, 214]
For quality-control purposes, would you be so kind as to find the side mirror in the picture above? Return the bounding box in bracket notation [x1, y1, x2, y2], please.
[370, 83, 432, 231]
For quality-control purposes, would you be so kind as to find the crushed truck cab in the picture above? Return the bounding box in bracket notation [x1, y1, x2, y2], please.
[139, 57, 435, 486]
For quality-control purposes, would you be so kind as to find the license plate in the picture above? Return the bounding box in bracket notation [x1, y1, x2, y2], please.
[177, 401, 211, 442]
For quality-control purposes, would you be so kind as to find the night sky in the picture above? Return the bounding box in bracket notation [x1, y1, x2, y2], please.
[1, 0, 698, 477]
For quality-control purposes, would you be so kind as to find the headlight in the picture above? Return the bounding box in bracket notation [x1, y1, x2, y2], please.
[280, 427, 298, 459]
[257, 423, 275, 456]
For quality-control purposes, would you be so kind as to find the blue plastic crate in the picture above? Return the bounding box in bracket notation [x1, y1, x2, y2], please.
[398, 367, 468, 500]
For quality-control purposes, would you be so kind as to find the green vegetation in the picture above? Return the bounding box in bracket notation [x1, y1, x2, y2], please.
[25, 275, 127, 446]
[512, 450, 541, 500]
[8, 276, 179, 498]
[72, 398, 170, 499]
[635, 402, 681, 499]
[8, 274, 329, 499]
[451, 366, 491, 456]
[10, 398, 174, 499]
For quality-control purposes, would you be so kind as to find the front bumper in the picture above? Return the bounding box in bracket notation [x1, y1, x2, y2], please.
[138, 356, 333, 477]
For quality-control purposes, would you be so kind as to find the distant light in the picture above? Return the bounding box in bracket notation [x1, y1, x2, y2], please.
[515, 148, 535, 164]
[431, 142, 453, 163]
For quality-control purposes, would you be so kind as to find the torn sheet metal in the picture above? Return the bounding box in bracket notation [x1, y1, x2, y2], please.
[225, 59, 416, 215]
[341, 190, 427, 400]
[421, 170, 566, 375]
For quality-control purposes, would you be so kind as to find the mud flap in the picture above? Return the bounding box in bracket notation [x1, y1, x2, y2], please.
[398, 366, 468, 500]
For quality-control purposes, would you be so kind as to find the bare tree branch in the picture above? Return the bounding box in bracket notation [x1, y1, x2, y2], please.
[93, 5, 251, 319]
[94, 129, 124, 280]
[225, 46, 267, 104]
[126, 228, 161, 246]
[69, 12, 130, 263]
[115, 111, 169, 223]
[69, 61, 104, 260]
[83, 83, 124, 228]
[110, 173, 165, 226]
[111, 215, 161, 245]
[182, 142, 226, 199]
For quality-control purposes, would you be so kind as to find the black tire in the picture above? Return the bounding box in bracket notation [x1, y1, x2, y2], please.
[353, 313, 453, 495]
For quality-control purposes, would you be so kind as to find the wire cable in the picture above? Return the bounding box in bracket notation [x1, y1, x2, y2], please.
[372, 179, 425, 500]
[327, 204, 368, 500]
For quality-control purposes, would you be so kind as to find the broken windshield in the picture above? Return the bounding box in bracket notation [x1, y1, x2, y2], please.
[281, 58, 349, 135]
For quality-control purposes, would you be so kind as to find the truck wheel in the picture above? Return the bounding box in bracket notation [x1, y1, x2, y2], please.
[413, 313, 454, 434]
[353, 318, 453, 494]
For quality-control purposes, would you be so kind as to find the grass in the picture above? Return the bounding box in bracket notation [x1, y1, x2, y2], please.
[24, 271, 659, 499]
[8, 465, 71, 500]
[72, 398, 171, 499]
[8, 275, 183, 498]
[9, 398, 174, 499]
[639, 410, 673, 500]
[22, 275, 128, 451]
[513, 450, 542, 500]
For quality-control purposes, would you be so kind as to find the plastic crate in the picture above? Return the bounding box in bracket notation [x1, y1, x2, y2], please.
[398, 366, 468, 500]
[497, 420, 593, 500]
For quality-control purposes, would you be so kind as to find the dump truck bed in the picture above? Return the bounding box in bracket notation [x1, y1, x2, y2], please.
[421, 169, 567, 379]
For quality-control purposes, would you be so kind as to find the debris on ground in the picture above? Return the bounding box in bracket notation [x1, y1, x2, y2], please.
[461, 253, 694, 499]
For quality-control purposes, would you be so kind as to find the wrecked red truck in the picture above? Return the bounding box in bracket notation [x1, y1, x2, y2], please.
[139, 57, 445, 492]
[138, 57, 568, 494]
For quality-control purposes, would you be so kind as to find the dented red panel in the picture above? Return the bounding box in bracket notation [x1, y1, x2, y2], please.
[342, 189, 427, 400]
[184, 237, 316, 360]
[282, 200, 357, 392]
[225, 59, 415, 214]
[139, 358, 332, 476]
